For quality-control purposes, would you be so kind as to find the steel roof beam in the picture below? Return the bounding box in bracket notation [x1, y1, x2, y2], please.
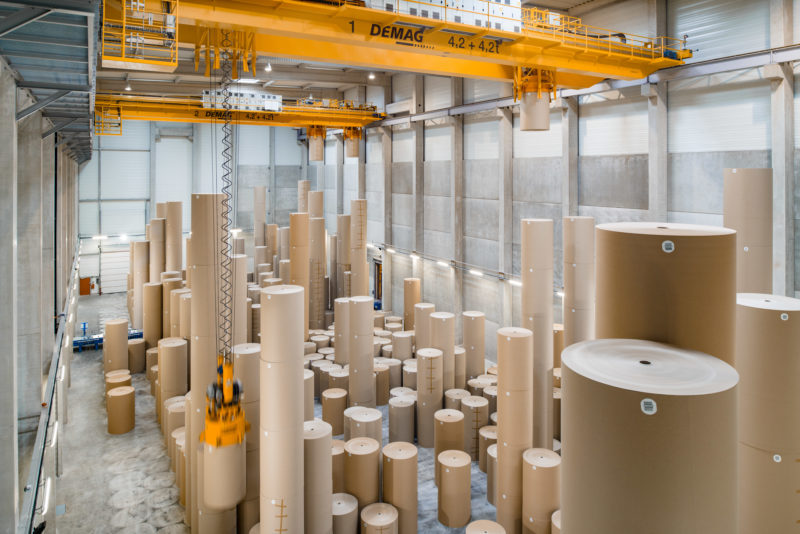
[16, 88, 69, 120]
[17, 81, 90, 91]
[0, 6, 49, 37]
[41, 116, 78, 138]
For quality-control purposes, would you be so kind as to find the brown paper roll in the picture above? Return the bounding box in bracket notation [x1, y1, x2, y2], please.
[237, 497, 259, 534]
[350, 407, 382, 444]
[438, 450, 471, 528]
[487, 443, 498, 506]
[403, 278, 421, 331]
[563, 216, 595, 347]
[522, 448, 560, 532]
[105, 373, 131, 393]
[375, 364, 390, 406]
[723, 168, 772, 293]
[551, 510, 560, 534]
[332, 493, 358, 534]
[483, 385, 497, 416]
[323, 388, 348, 435]
[149, 218, 166, 282]
[392, 332, 414, 362]
[402, 365, 417, 390]
[349, 296, 375, 407]
[735, 293, 800, 532]
[553, 387, 561, 440]
[553, 324, 564, 368]
[344, 437, 380, 510]
[132, 240, 149, 330]
[595, 222, 736, 365]
[434, 409, 464, 485]
[467, 520, 506, 534]
[166, 401, 186, 451]
[463, 311, 485, 380]
[161, 278, 183, 337]
[146, 348, 158, 382]
[261, 285, 305, 363]
[179, 292, 192, 339]
[305, 419, 334, 534]
[298, 180, 310, 212]
[382, 442, 418, 534]
[232, 343, 260, 403]
[466, 378, 491, 397]
[169, 287, 190, 338]
[332, 440, 346, 494]
[259, 426, 304, 533]
[127, 338, 146, 374]
[160, 337, 188, 398]
[454, 346, 466, 389]
[479, 425, 497, 473]
[430, 312, 455, 391]
[561, 339, 738, 534]
[445, 389, 470, 410]
[461, 396, 489, 460]
[391, 387, 414, 399]
[104, 318, 129, 373]
[142, 281, 162, 350]
[385, 323, 402, 333]
[361, 502, 398, 534]
[243, 400, 259, 453]
[107, 386, 135, 434]
[330, 369, 349, 391]
[259, 360, 304, 431]
[389, 395, 416, 444]
[414, 303, 435, 351]
[416, 348, 444, 448]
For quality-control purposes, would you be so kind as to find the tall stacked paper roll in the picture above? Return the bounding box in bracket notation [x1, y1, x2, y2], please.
[461, 396, 488, 460]
[552, 324, 563, 368]
[297, 180, 311, 212]
[232, 342, 261, 404]
[169, 288, 190, 338]
[310, 217, 327, 330]
[254, 186, 266, 247]
[336, 216, 351, 296]
[185, 237, 192, 288]
[305, 419, 333, 534]
[437, 450, 471, 527]
[156, 201, 167, 218]
[487, 444, 498, 506]
[434, 409, 464, 485]
[255, 247, 269, 271]
[344, 437, 380, 511]
[332, 493, 358, 534]
[403, 278, 420, 331]
[161, 278, 182, 336]
[561, 339, 738, 534]
[308, 190, 324, 218]
[349, 296, 375, 407]
[279, 226, 290, 263]
[382, 442, 418, 534]
[128, 338, 146, 374]
[266, 224, 278, 266]
[392, 332, 413, 362]
[563, 216, 594, 347]
[160, 337, 188, 400]
[416, 348, 444, 448]
[279, 259, 291, 283]
[520, 219, 553, 450]
[260, 285, 305, 534]
[328, 234, 338, 307]
[496, 327, 533, 534]
[522, 448, 560, 534]
[202, 440, 245, 512]
[290, 212, 310, 341]
[479, 426, 497, 473]
[414, 303, 435, 352]
[349, 407, 382, 443]
[389, 396, 415, 444]
[104, 319, 129, 373]
[231, 254, 247, 346]
[595, 222, 736, 365]
[165, 201, 183, 271]
[723, 169, 772, 293]
[179, 292, 192, 340]
[334, 298, 350, 365]
[349, 200, 369, 296]
[149, 218, 166, 282]
[735, 293, 800, 532]
[462, 311, 485, 380]
[132, 240, 149, 329]
[305, 369, 315, 421]
[430, 312, 455, 391]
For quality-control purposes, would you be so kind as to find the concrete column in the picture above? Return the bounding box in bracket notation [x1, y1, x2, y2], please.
[498, 108, 513, 326]
[268, 127, 276, 223]
[647, 0, 666, 37]
[451, 78, 464, 340]
[41, 125, 55, 363]
[381, 126, 393, 312]
[17, 110, 43, 427]
[645, 82, 667, 221]
[561, 97, 578, 217]
[769, 0, 795, 296]
[0, 62, 19, 534]
[411, 76, 424, 280]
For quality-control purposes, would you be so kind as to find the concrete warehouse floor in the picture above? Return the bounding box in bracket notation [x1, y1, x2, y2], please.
[57, 292, 496, 533]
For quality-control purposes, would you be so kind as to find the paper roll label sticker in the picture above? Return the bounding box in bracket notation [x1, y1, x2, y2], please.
[661, 240, 675, 254]
[640, 398, 657, 415]
[780, 313, 789, 321]
[773, 454, 782, 463]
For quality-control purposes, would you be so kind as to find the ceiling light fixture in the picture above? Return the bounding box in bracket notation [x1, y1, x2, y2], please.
[437, 261, 449, 267]
[265, 62, 272, 72]
[469, 269, 483, 277]
[124, 83, 131, 91]
[368, 72, 376, 80]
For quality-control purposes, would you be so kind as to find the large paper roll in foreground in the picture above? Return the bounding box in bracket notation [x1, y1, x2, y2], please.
[304, 419, 333, 534]
[382, 442, 418, 534]
[735, 293, 800, 533]
[595, 222, 736, 365]
[561, 339, 738, 534]
[520, 219, 553, 450]
[723, 168, 772, 293]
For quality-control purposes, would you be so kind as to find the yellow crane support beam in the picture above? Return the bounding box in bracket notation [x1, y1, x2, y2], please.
[94, 94, 385, 132]
[176, 0, 690, 88]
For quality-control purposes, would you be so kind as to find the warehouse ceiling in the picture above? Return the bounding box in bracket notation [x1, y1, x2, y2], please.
[0, 0, 96, 163]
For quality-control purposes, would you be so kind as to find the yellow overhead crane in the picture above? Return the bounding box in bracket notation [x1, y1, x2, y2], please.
[94, 93, 383, 135]
[99, 0, 691, 133]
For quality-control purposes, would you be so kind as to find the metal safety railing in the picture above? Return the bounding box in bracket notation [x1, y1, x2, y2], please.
[18, 245, 80, 534]
[101, 0, 179, 69]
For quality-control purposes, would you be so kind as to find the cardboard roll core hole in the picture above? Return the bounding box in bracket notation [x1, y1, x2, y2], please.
[639, 360, 651, 365]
